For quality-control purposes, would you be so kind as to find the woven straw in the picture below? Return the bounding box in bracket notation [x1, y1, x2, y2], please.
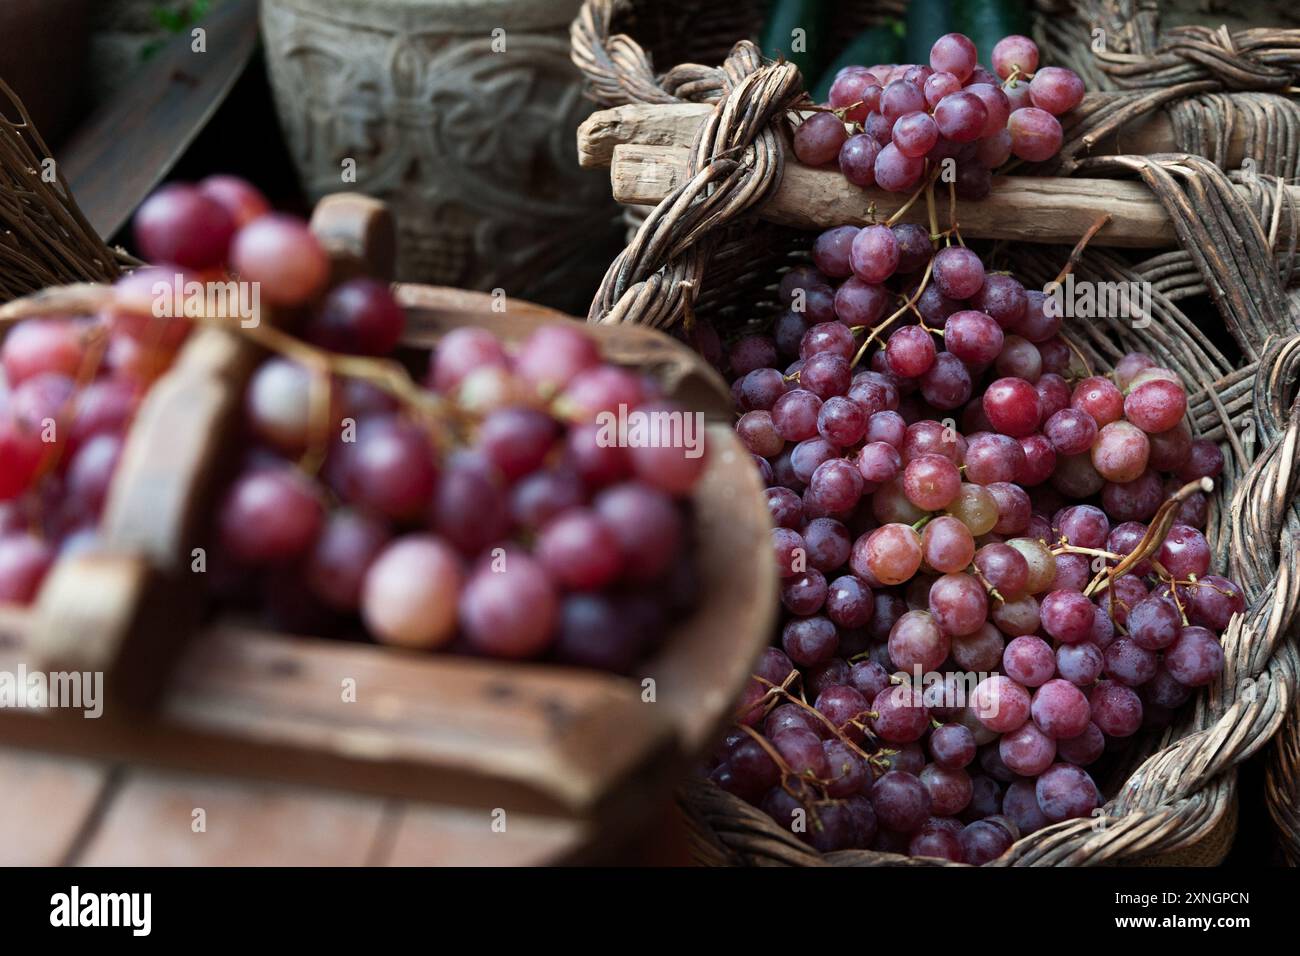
[571, 0, 1300, 865]
[0, 80, 125, 302]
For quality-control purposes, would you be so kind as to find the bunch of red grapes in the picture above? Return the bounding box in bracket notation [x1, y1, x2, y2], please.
[0, 174, 274, 604]
[219, 319, 706, 668]
[793, 33, 1083, 197]
[710, 220, 1243, 862]
[3, 178, 709, 675]
[158, 205, 706, 669]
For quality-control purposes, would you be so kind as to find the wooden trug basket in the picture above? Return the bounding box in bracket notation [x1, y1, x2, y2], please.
[0, 195, 777, 865]
[571, 0, 1300, 865]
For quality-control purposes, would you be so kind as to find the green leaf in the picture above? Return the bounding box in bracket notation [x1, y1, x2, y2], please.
[156, 8, 184, 31]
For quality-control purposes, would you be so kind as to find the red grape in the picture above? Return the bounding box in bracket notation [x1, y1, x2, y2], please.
[1029, 67, 1085, 116]
[134, 183, 236, 269]
[929, 33, 978, 82]
[459, 550, 559, 658]
[1007, 108, 1063, 162]
[933, 92, 988, 143]
[991, 36, 1039, 79]
[218, 466, 324, 564]
[198, 175, 270, 228]
[307, 278, 405, 356]
[794, 111, 849, 166]
[230, 213, 330, 306]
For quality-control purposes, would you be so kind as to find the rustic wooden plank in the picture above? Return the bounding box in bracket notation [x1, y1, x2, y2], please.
[74, 770, 387, 866]
[0, 748, 109, 866]
[579, 102, 713, 168]
[380, 804, 587, 867]
[610, 142, 1274, 248]
[27, 554, 200, 711]
[58, 0, 260, 239]
[576, 95, 1251, 170]
[0, 621, 681, 820]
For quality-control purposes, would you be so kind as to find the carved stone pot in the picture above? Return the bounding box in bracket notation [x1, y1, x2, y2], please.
[260, 0, 616, 311]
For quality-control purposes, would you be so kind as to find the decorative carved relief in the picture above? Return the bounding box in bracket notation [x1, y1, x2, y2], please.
[261, 0, 615, 307]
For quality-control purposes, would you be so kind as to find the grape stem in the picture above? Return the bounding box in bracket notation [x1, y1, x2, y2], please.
[1082, 477, 1213, 597]
[885, 165, 943, 229]
[736, 722, 839, 826]
[1047, 214, 1113, 382]
[750, 675, 885, 771]
[1149, 558, 1191, 625]
[970, 564, 1005, 603]
[1060, 333, 1094, 380]
[1052, 544, 1123, 561]
[735, 723, 802, 790]
[740, 668, 801, 722]
[849, 257, 935, 369]
[926, 177, 941, 241]
[1052, 213, 1111, 286]
[30, 322, 112, 493]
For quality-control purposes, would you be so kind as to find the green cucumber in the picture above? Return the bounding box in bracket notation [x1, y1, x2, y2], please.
[952, 0, 1031, 70]
[903, 0, 954, 66]
[758, 0, 827, 81]
[811, 22, 905, 101]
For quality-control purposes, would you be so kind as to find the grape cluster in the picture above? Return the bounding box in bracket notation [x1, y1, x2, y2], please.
[793, 33, 1083, 197]
[0, 175, 271, 603]
[110, 189, 708, 670]
[220, 320, 707, 668]
[711, 225, 1241, 861]
[4, 178, 709, 675]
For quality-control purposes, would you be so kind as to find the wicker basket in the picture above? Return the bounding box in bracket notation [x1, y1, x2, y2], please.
[569, 0, 1300, 865]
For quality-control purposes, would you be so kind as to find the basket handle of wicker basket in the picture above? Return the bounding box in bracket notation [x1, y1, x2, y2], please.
[570, 0, 774, 109]
[586, 51, 803, 329]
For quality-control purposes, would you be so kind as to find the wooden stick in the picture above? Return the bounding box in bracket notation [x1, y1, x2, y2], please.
[577, 95, 1251, 170]
[608, 143, 1298, 248]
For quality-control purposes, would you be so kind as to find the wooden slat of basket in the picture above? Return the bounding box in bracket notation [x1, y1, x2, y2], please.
[381, 804, 589, 866]
[0, 747, 108, 865]
[73, 770, 390, 867]
[612, 143, 1223, 247]
[0, 618, 679, 820]
[0, 743, 600, 866]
